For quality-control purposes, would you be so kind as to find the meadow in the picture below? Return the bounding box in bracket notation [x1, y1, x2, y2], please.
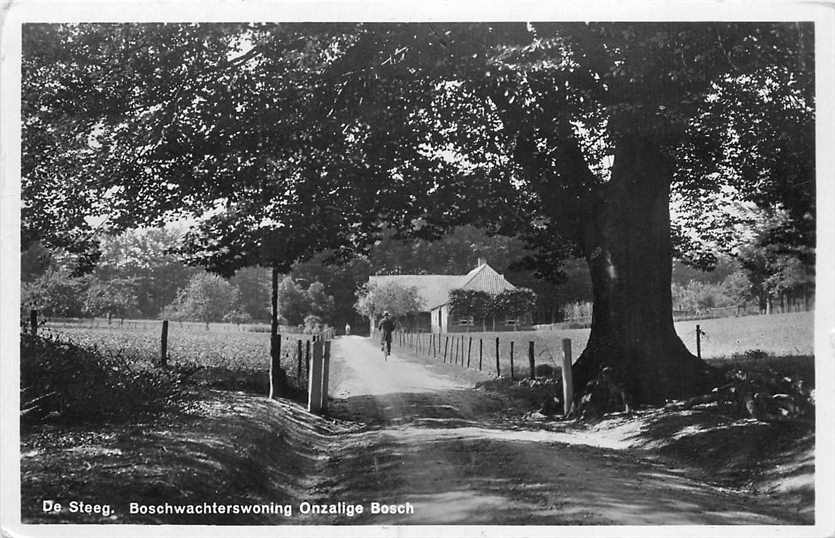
[43, 311, 814, 382]
[42, 322, 317, 391]
[394, 310, 815, 377]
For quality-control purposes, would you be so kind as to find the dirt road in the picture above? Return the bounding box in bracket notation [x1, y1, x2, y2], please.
[313, 336, 803, 525]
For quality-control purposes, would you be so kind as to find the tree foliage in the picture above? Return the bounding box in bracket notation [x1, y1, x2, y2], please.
[229, 265, 272, 322]
[736, 209, 815, 308]
[82, 277, 139, 319]
[291, 251, 371, 326]
[305, 281, 335, 320]
[277, 276, 311, 326]
[493, 289, 537, 321]
[23, 23, 813, 271]
[162, 273, 239, 324]
[354, 281, 423, 319]
[447, 289, 493, 324]
[21, 268, 86, 318]
[23, 22, 813, 274]
[94, 227, 198, 317]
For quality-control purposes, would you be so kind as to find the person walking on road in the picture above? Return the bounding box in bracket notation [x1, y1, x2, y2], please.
[345, 323, 351, 336]
[378, 311, 397, 360]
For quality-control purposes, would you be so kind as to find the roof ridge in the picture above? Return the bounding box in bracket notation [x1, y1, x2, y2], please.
[458, 263, 488, 289]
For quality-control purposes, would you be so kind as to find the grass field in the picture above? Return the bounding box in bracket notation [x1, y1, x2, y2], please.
[44, 311, 814, 382]
[394, 311, 814, 377]
[41, 323, 316, 382]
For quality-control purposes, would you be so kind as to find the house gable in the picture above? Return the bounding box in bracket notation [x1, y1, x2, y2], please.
[459, 263, 516, 296]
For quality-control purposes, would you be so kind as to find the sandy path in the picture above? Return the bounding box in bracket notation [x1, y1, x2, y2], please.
[329, 336, 469, 397]
[316, 336, 802, 525]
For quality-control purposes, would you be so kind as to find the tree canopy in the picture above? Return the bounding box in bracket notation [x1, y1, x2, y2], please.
[354, 281, 423, 320]
[23, 23, 813, 270]
[22, 22, 814, 403]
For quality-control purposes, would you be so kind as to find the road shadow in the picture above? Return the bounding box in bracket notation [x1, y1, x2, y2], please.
[326, 388, 514, 428]
[311, 422, 805, 525]
[21, 390, 349, 524]
[321, 385, 813, 525]
[621, 406, 814, 521]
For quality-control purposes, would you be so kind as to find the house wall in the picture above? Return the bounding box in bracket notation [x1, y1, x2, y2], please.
[430, 305, 450, 333]
[403, 312, 432, 332]
[371, 312, 432, 335]
[442, 308, 534, 333]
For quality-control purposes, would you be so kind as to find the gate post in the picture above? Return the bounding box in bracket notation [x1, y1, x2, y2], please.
[308, 340, 324, 413]
[529, 341, 535, 379]
[269, 333, 281, 399]
[561, 338, 574, 416]
[320, 341, 331, 411]
[159, 320, 169, 367]
[696, 324, 702, 360]
[467, 337, 472, 368]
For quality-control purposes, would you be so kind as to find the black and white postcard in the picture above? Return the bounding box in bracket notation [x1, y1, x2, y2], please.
[1, 2, 832, 537]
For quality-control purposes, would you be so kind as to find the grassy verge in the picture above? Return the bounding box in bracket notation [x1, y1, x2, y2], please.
[42, 325, 317, 394]
[21, 333, 186, 425]
[19, 332, 340, 524]
[393, 311, 814, 377]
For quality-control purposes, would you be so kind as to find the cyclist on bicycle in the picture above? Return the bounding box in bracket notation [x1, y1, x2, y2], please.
[378, 311, 396, 360]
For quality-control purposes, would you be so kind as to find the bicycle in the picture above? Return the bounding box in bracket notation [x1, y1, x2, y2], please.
[381, 337, 391, 361]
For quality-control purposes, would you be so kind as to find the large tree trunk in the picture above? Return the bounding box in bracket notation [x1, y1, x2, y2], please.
[572, 136, 714, 405]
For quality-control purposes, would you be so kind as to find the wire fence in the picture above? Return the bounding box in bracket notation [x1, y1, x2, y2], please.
[33, 312, 334, 395]
[378, 328, 576, 380]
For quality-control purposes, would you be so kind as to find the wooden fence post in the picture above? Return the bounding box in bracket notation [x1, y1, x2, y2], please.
[467, 337, 472, 368]
[308, 340, 324, 413]
[495, 337, 500, 377]
[159, 320, 169, 366]
[320, 341, 331, 411]
[305, 340, 311, 377]
[510, 341, 515, 380]
[479, 339, 483, 371]
[529, 341, 535, 379]
[443, 336, 449, 362]
[561, 338, 574, 416]
[696, 324, 702, 360]
[297, 339, 303, 380]
[269, 333, 282, 399]
[30, 309, 38, 336]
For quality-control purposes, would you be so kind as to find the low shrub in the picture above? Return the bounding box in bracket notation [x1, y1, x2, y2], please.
[534, 363, 557, 378]
[730, 349, 770, 361]
[20, 333, 183, 424]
